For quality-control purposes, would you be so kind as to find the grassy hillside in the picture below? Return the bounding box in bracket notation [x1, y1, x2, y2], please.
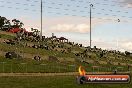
[0, 30, 132, 73]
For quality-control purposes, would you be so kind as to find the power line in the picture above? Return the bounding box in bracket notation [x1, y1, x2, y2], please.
[0, 0, 132, 22]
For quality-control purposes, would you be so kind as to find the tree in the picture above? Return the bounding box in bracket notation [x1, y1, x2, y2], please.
[125, 51, 130, 56]
[3, 20, 11, 30]
[0, 16, 6, 29]
[31, 28, 40, 37]
[19, 22, 24, 28]
[0, 16, 11, 31]
[12, 19, 23, 28]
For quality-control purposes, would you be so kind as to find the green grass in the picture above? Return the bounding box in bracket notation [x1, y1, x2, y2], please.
[0, 56, 130, 73]
[0, 34, 15, 39]
[0, 76, 131, 88]
[0, 56, 77, 73]
[0, 42, 76, 58]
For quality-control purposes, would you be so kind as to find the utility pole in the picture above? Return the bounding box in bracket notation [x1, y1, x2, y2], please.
[40, 0, 43, 39]
[90, 4, 93, 48]
[116, 19, 120, 51]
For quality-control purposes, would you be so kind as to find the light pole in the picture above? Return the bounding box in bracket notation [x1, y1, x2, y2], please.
[116, 19, 120, 51]
[90, 4, 93, 48]
[40, 0, 43, 39]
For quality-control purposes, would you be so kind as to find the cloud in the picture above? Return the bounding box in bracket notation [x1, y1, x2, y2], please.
[122, 0, 132, 3]
[19, 15, 125, 34]
[49, 23, 90, 33]
[46, 17, 90, 33]
[119, 41, 132, 52]
[77, 38, 132, 52]
[118, 0, 132, 7]
[20, 16, 109, 34]
[126, 3, 132, 7]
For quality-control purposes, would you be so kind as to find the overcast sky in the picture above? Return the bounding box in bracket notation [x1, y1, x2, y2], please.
[0, 0, 132, 52]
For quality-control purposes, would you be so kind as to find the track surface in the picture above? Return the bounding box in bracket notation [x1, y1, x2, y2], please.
[0, 72, 130, 76]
